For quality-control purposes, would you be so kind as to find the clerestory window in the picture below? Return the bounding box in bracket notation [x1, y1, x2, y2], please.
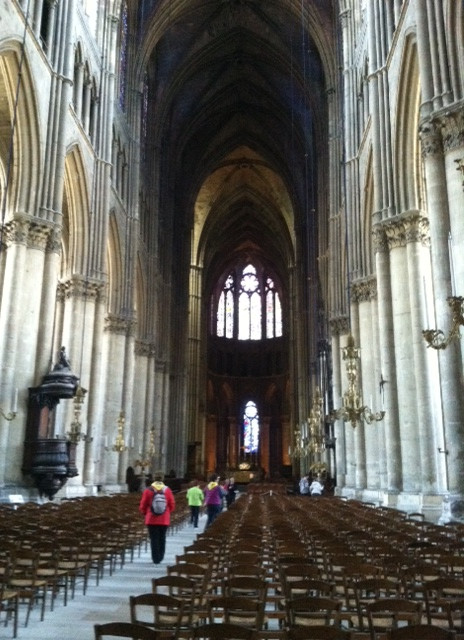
[214, 263, 282, 340]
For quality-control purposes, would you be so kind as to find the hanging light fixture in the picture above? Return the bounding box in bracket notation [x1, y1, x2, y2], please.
[306, 386, 327, 474]
[422, 296, 464, 350]
[134, 426, 155, 473]
[289, 425, 305, 460]
[66, 385, 92, 444]
[107, 410, 131, 453]
[328, 334, 385, 429]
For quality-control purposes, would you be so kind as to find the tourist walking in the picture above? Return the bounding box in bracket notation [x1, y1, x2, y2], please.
[139, 471, 175, 563]
[203, 473, 223, 529]
[186, 479, 204, 528]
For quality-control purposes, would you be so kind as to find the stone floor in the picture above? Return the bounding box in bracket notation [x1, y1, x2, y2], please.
[6, 512, 208, 640]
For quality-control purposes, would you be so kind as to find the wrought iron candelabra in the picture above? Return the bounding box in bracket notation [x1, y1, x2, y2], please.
[328, 334, 385, 429]
[67, 385, 92, 444]
[134, 427, 155, 471]
[422, 296, 464, 350]
[307, 386, 327, 474]
[109, 410, 130, 453]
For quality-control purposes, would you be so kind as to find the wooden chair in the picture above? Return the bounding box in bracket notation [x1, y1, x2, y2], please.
[130, 592, 186, 636]
[95, 621, 164, 639]
[386, 624, 456, 640]
[288, 625, 353, 640]
[208, 595, 265, 630]
[185, 622, 255, 640]
[366, 598, 424, 640]
[0, 556, 19, 638]
[424, 577, 464, 631]
[286, 596, 341, 627]
[8, 548, 47, 626]
[354, 577, 402, 630]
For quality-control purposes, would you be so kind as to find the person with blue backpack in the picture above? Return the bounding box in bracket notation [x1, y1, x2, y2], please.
[139, 471, 175, 564]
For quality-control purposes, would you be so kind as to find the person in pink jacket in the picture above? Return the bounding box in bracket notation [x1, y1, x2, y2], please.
[139, 471, 175, 563]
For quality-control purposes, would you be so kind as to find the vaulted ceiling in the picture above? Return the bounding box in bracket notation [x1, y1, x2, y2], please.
[136, 0, 336, 299]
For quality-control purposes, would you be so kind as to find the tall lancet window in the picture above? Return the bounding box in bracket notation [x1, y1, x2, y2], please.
[238, 264, 261, 340]
[243, 401, 260, 453]
[213, 263, 282, 340]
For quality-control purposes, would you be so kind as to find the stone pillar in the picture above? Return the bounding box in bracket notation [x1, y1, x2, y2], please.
[441, 111, 464, 297]
[82, 282, 107, 487]
[153, 359, 167, 473]
[260, 416, 270, 476]
[0, 220, 29, 486]
[228, 416, 237, 469]
[372, 225, 401, 492]
[383, 219, 420, 492]
[420, 122, 464, 498]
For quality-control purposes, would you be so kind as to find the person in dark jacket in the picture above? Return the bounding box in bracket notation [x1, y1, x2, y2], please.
[139, 471, 175, 563]
[225, 477, 237, 508]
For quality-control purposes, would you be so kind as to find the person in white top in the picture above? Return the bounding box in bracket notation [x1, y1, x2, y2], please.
[309, 478, 324, 496]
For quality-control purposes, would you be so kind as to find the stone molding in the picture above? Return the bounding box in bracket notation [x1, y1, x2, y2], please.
[351, 276, 377, 303]
[441, 110, 464, 152]
[329, 316, 350, 336]
[374, 211, 430, 250]
[135, 340, 156, 357]
[419, 121, 443, 157]
[2, 217, 61, 252]
[57, 276, 106, 302]
[104, 313, 137, 336]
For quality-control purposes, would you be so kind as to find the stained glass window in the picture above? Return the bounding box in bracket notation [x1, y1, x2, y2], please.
[243, 401, 260, 453]
[119, 1, 128, 110]
[213, 263, 282, 340]
[217, 274, 234, 338]
[265, 277, 282, 338]
[238, 265, 261, 340]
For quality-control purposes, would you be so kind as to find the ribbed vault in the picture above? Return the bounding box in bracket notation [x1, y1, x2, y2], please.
[134, 0, 336, 475]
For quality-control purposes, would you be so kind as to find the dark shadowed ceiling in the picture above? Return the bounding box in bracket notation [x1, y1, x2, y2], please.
[136, 0, 336, 307]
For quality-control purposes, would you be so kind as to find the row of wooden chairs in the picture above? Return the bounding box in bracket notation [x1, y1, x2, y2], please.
[0, 491, 189, 636]
[95, 493, 464, 640]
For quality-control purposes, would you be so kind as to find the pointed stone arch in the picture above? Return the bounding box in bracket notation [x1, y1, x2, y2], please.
[62, 145, 90, 277]
[0, 42, 40, 219]
[394, 34, 422, 214]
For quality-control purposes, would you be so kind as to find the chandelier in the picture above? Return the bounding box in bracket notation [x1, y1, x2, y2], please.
[422, 296, 464, 350]
[134, 427, 155, 472]
[328, 334, 385, 429]
[289, 426, 305, 460]
[108, 410, 131, 453]
[307, 386, 327, 474]
[67, 385, 92, 444]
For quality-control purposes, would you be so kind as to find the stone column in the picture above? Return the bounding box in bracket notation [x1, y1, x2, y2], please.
[383, 219, 420, 493]
[82, 282, 107, 487]
[0, 219, 29, 486]
[441, 111, 464, 296]
[372, 225, 401, 493]
[260, 416, 270, 476]
[228, 416, 237, 469]
[420, 122, 464, 498]
[153, 359, 167, 473]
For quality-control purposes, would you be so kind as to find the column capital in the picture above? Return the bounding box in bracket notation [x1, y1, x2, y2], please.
[376, 210, 430, 250]
[104, 313, 137, 336]
[351, 276, 377, 303]
[441, 110, 464, 153]
[135, 340, 156, 357]
[3, 217, 58, 251]
[329, 316, 350, 336]
[57, 275, 107, 302]
[419, 120, 443, 157]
